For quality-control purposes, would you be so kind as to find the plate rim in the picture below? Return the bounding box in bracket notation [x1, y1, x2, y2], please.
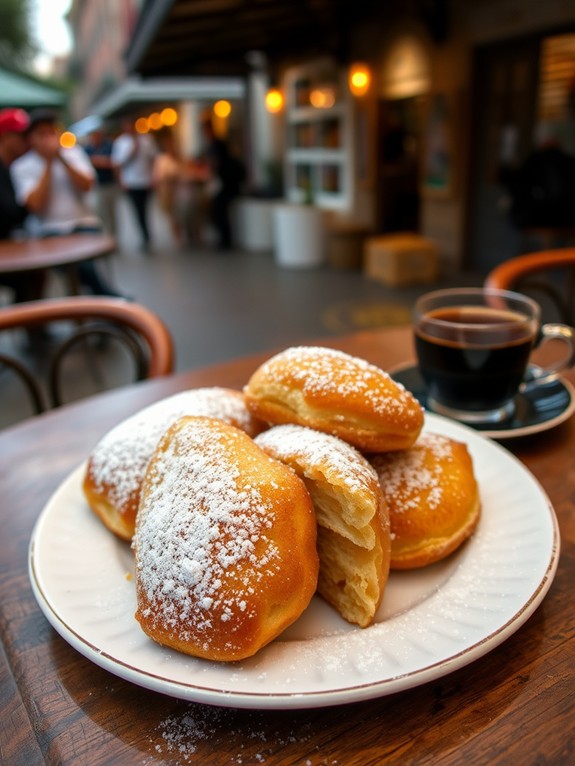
[28, 415, 561, 709]
[29, 530, 559, 708]
[389, 362, 575, 439]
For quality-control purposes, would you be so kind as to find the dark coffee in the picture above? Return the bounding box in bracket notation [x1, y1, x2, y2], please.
[415, 306, 535, 413]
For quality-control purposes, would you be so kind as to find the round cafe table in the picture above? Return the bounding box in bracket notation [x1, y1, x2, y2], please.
[0, 233, 116, 294]
[1, 327, 574, 765]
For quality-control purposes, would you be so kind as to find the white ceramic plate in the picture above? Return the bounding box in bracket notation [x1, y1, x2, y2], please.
[29, 414, 559, 710]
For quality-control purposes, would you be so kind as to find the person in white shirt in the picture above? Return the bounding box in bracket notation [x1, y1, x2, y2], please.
[11, 110, 122, 296]
[112, 118, 157, 251]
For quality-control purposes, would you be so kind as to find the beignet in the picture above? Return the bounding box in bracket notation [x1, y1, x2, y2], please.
[255, 424, 390, 627]
[244, 346, 423, 452]
[134, 416, 319, 661]
[370, 432, 480, 569]
[83, 387, 264, 541]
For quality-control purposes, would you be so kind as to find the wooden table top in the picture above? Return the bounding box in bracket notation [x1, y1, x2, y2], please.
[0, 233, 116, 274]
[1, 326, 574, 766]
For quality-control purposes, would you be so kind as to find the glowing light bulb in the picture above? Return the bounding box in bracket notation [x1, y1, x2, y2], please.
[148, 112, 162, 130]
[349, 63, 371, 96]
[265, 89, 284, 113]
[213, 100, 231, 118]
[60, 131, 76, 148]
[161, 107, 178, 126]
[135, 117, 149, 134]
[309, 87, 335, 109]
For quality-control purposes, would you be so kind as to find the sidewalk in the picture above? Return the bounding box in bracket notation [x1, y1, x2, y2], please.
[0, 192, 484, 429]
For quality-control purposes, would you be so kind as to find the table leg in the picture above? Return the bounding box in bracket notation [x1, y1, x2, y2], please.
[65, 264, 81, 296]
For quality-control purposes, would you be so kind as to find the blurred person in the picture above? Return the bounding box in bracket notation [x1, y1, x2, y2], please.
[182, 153, 210, 245]
[84, 127, 118, 237]
[500, 123, 575, 231]
[153, 127, 185, 247]
[201, 118, 245, 250]
[0, 107, 46, 303]
[10, 109, 123, 297]
[112, 118, 157, 251]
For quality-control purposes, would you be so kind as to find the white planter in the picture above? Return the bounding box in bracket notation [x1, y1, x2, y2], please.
[273, 203, 326, 268]
[234, 197, 276, 251]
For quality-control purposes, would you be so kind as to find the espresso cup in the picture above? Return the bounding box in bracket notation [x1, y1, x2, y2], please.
[414, 287, 575, 424]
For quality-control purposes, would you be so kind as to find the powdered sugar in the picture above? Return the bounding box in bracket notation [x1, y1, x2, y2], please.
[89, 388, 255, 513]
[134, 418, 279, 646]
[256, 346, 422, 420]
[370, 433, 456, 511]
[145, 704, 339, 764]
[255, 424, 378, 495]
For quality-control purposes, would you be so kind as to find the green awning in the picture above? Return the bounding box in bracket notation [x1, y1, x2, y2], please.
[0, 67, 66, 108]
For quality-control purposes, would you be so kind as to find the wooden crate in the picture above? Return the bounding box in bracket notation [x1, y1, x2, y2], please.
[364, 233, 439, 287]
[327, 223, 371, 270]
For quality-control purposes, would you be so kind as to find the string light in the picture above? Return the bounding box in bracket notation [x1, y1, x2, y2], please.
[309, 87, 335, 109]
[59, 131, 76, 148]
[349, 63, 371, 96]
[213, 100, 231, 118]
[265, 88, 284, 113]
[135, 117, 149, 133]
[161, 107, 178, 126]
[148, 112, 162, 130]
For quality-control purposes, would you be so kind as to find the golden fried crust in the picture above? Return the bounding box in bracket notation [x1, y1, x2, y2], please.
[82, 483, 136, 541]
[244, 346, 423, 452]
[134, 416, 319, 661]
[370, 433, 481, 569]
[255, 424, 390, 627]
[82, 387, 266, 541]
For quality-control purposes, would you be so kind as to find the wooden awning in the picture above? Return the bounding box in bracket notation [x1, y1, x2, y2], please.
[125, 0, 383, 78]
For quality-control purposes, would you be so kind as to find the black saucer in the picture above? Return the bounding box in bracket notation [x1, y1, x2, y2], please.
[390, 364, 575, 439]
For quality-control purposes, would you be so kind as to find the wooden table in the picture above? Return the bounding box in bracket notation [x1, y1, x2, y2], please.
[1, 327, 574, 765]
[0, 233, 116, 294]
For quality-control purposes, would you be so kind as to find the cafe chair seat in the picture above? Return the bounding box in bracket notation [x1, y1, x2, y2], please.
[484, 248, 575, 325]
[0, 296, 174, 415]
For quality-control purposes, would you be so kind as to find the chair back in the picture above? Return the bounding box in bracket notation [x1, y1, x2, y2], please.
[0, 296, 174, 420]
[484, 248, 575, 325]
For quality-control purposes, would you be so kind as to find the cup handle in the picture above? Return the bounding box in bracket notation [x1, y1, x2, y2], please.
[520, 323, 575, 392]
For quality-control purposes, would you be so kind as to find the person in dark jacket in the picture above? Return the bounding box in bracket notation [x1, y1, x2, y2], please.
[201, 118, 244, 250]
[502, 124, 575, 230]
[0, 107, 46, 303]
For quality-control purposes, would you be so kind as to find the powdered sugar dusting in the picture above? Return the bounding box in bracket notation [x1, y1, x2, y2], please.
[258, 346, 422, 420]
[144, 704, 339, 764]
[370, 433, 456, 511]
[89, 388, 255, 512]
[134, 418, 279, 646]
[255, 424, 378, 495]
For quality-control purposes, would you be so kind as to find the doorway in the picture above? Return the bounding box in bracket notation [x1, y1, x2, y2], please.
[376, 96, 424, 234]
[466, 35, 542, 272]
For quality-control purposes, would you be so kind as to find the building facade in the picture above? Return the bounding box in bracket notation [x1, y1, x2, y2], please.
[67, 0, 140, 120]
[67, 0, 575, 273]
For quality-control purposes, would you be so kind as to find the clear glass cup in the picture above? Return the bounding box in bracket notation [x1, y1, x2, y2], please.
[413, 287, 575, 424]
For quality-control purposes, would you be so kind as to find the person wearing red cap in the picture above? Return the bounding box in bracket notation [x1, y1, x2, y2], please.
[0, 107, 30, 237]
[10, 109, 124, 297]
[0, 107, 47, 304]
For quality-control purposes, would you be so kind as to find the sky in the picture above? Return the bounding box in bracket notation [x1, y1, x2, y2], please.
[31, 0, 72, 74]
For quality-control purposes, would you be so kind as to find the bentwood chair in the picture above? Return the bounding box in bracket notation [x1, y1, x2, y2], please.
[485, 248, 575, 326]
[0, 296, 174, 417]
